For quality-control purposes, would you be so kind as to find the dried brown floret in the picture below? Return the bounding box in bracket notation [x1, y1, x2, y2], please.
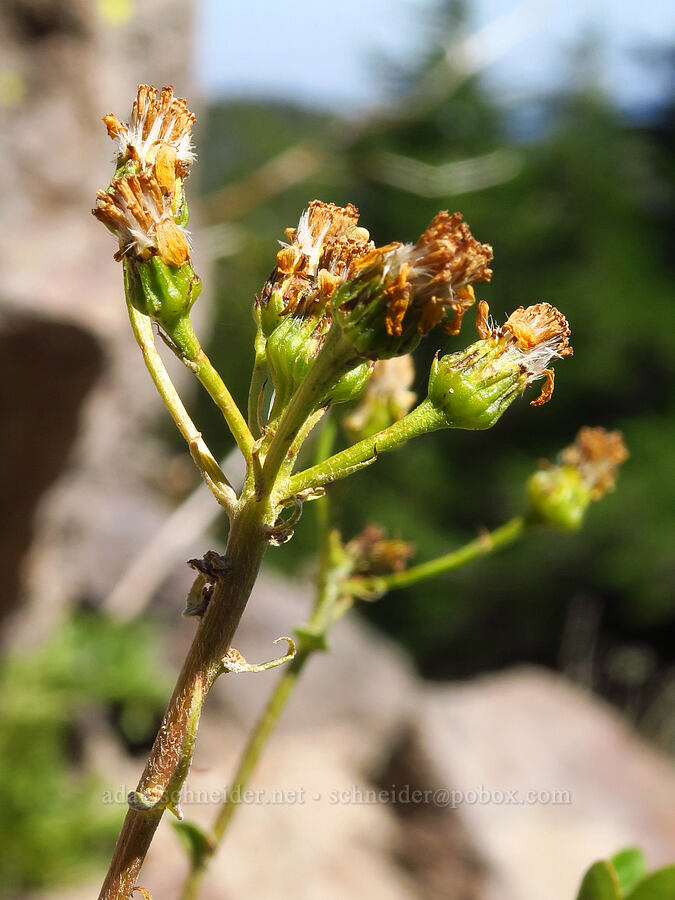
[93, 173, 190, 266]
[102, 84, 196, 180]
[504, 302, 572, 359]
[562, 427, 628, 498]
[347, 524, 415, 577]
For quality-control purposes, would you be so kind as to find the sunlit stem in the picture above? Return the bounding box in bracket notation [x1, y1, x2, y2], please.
[165, 315, 255, 460]
[126, 302, 237, 518]
[288, 397, 445, 495]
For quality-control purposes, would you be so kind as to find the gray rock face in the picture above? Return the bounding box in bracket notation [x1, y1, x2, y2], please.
[0, 0, 199, 643]
[417, 667, 675, 899]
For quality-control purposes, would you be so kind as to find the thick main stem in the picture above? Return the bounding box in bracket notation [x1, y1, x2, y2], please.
[178, 418, 341, 900]
[97, 497, 270, 900]
[179, 647, 311, 900]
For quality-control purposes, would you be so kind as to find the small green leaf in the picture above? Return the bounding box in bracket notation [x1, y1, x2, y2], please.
[611, 848, 647, 895]
[626, 866, 675, 900]
[575, 860, 622, 900]
[172, 819, 214, 869]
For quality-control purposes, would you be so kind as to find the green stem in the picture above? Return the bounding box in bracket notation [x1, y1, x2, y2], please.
[126, 303, 236, 517]
[350, 516, 527, 595]
[288, 398, 444, 495]
[167, 315, 254, 460]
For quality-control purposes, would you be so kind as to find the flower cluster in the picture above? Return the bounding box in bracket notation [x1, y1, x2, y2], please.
[333, 211, 493, 358]
[93, 85, 200, 327]
[260, 203, 495, 418]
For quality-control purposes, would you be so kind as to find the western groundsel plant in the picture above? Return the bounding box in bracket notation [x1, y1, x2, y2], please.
[93, 86, 630, 900]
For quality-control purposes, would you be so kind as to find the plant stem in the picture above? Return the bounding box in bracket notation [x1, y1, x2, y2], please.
[97, 494, 271, 900]
[177, 417, 341, 900]
[168, 315, 254, 460]
[178, 645, 311, 900]
[127, 303, 236, 517]
[349, 516, 527, 595]
[288, 398, 444, 495]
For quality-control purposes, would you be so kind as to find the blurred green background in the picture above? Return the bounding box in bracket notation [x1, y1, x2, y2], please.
[193, 7, 674, 711]
[1, 0, 673, 894]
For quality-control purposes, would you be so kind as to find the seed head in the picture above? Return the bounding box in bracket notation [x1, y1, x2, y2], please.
[102, 84, 196, 191]
[473, 300, 572, 406]
[260, 200, 373, 329]
[93, 173, 190, 266]
[527, 427, 628, 530]
[334, 211, 492, 358]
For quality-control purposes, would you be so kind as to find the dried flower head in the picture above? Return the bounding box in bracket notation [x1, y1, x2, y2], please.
[261, 200, 373, 326]
[103, 84, 196, 191]
[343, 355, 417, 441]
[426, 299, 572, 430]
[474, 300, 572, 406]
[527, 427, 627, 530]
[335, 211, 492, 359]
[346, 524, 415, 577]
[560, 427, 628, 499]
[93, 173, 190, 266]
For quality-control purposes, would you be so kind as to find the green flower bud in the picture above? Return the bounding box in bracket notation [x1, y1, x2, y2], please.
[527, 466, 591, 531]
[426, 300, 573, 429]
[123, 257, 201, 329]
[266, 313, 371, 412]
[333, 212, 492, 360]
[527, 427, 628, 530]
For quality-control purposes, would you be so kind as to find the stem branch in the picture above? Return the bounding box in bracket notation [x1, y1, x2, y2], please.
[350, 516, 527, 594]
[167, 316, 254, 460]
[127, 303, 236, 517]
[288, 398, 444, 495]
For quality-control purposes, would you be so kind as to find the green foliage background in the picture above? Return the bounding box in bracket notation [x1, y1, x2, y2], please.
[191, 20, 674, 720]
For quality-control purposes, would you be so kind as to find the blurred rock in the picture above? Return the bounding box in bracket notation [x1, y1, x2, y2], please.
[417, 667, 675, 899]
[0, 0, 201, 644]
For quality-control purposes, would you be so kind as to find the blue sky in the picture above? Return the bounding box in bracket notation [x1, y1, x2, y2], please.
[197, 0, 673, 112]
